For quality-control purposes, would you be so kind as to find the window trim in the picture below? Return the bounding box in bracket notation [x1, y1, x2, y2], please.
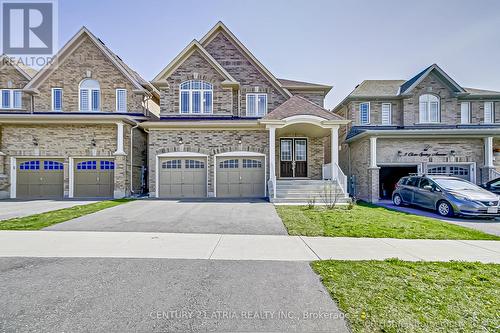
[178, 80, 213, 114]
[418, 94, 440, 124]
[116, 88, 127, 112]
[381, 103, 392, 125]
[0, 89, 22, 109]
[460, 101, 471, 124]
[79, 79, 101, 112]
[484, 101, 495, 124]
[359, 102, 370, 124]
[51, 88, 63, 111]
[245, 93, 268, 117]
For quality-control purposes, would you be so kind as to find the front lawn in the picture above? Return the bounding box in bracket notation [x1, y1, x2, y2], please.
[312, 260, 500, 333]
[0, 199, 132, 230]
[275, 203, 500, 240]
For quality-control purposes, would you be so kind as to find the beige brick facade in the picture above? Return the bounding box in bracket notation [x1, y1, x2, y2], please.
[0, 62, 32, 112]
[33, 36, 145, 113]
[0, 123, 146, 199]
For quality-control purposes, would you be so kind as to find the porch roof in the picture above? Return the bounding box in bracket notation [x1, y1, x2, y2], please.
[262, 96, 345, 121]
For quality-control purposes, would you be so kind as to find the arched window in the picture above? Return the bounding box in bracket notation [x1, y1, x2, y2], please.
[419, 94, 440, 123]
[79, 79, 100, 111]
[179, 80, 213, 114]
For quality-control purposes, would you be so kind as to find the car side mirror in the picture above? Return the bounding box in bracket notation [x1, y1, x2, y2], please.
[423, 185, 433, 191]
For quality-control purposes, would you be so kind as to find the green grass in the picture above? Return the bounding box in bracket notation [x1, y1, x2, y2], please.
[312, 260, 500, 333]
[0, 199, 133, 230]
[275, 202, 500, 240]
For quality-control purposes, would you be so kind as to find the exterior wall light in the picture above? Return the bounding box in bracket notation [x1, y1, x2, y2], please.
[32, 137, 39, 147]
[91, 139, 96, 147]
[178, 137, 183, 145]
[397, 150, 403, 157]
[450, 150, 456, 156]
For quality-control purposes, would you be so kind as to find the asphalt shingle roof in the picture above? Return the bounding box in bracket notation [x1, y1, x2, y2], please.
[349, 80, 405, 97]
[278, 78, 330, 89]
[263, 95, 344, 121]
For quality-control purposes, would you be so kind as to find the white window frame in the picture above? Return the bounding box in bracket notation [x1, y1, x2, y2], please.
[460, 102, 471, 124]
[381, 103, 392, 125]
[179, 80, 213, 114]
[419, 94, 440, 123]
[484, 101, 494, 124]
[359, 102, 370, 124]
[246, 93, 268, 117]
[116, 88, 127, 112]
[79, 79, 100, 112]
[0, 89, 22, 109]
[51, 88, 63, 111]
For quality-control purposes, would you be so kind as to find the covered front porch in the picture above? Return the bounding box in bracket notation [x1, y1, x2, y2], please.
[259, 96, 350, 203]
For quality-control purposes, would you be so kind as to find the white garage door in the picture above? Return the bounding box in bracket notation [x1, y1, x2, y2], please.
[427, 165, 471, 181]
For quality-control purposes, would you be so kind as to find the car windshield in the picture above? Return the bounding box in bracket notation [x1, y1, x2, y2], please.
[433, 178, 482, 191]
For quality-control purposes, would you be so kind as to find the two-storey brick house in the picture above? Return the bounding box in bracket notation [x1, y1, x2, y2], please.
[142, 22, 349, 202]
[334, 64, 500, 202]
[0, 27, 159, 199]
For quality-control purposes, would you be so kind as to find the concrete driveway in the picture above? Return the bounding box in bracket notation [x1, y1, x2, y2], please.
[46, 199, 288, 235]
[377, 200, 500, 236]
[0, 200, 99, 220]
[0, 257, 348, 332]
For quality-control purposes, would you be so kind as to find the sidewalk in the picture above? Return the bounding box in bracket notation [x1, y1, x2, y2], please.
[1, 231, 499, 263]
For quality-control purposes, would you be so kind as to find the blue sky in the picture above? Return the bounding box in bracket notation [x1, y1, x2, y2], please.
[58, 0, 500, 109]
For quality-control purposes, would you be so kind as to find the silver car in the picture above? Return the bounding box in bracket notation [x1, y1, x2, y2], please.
[392, 175, 500, 217]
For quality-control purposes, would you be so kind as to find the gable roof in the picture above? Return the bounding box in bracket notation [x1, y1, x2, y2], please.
[349, 80, 405, 97]
[399, 64, 466, 95]
[24, 27, 153, 96]
[200, 21, 292, 98]
[463, 87, 500, 97]
[262, 95, 344, 121]
[151, 40, 238, 86]
[0, 54, 37, 80]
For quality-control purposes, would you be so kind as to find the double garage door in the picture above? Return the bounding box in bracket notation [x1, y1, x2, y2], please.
[157, 156, 265, 198]
[15, 158, 114, 199]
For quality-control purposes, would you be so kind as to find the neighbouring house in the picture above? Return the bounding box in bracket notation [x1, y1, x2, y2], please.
[0, 27, 159, 199]
[141, 22, 349, 202]
[334, 64, 500, 203]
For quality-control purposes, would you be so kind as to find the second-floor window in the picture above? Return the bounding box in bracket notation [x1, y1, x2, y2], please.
[460, 102, 471, 124]
[179, 80, 213, 114]
[52, 88, 63, 111]
[381, 103, 391, 125]
[116, 89, 127, 112]
[359, 102, 370, 124]
[79, 79, 100, 111]
[246, 93, 267, 116]
[484, 102, 494, 124]
[0, 89, 22, 109]
[419, 94, 440, 123]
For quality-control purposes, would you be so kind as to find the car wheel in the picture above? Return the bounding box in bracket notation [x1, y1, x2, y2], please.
[437, 200, 454, 217]
[393, 194, 403, 206]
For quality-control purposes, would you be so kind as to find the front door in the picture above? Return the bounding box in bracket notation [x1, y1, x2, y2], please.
[280, 138, 308, 178]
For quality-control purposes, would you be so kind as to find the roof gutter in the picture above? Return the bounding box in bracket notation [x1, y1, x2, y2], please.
[346, 128, 500, 143]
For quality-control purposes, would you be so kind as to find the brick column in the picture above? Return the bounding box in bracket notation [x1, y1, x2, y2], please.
[113, 155, 127, 198]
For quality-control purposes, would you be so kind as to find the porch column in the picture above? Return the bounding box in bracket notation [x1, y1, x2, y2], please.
[483, 136, 495, 182]
[484, 137, 494, 168]
[113, 122, 126, 156]
[369, 137, 378, 168]
[268, 126, 277, 198]
[330, 126, 339, 180]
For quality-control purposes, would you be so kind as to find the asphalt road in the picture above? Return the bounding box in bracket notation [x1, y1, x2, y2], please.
[45, 199, 288, 235]
[0, 258, 348, 332]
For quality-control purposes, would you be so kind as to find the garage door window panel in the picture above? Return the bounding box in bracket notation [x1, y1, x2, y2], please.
[77, 161, 97, 170]
[185, 160, 204, 169]
[100, 161, 115, 170]
[220, 159, 239, 169]
[243, 159, 262, 168]
[44, 160, 63, 170]
[19, 160, 40, 170]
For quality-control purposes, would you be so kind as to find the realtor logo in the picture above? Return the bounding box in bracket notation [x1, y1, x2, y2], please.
[1, 0, 57, 55]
